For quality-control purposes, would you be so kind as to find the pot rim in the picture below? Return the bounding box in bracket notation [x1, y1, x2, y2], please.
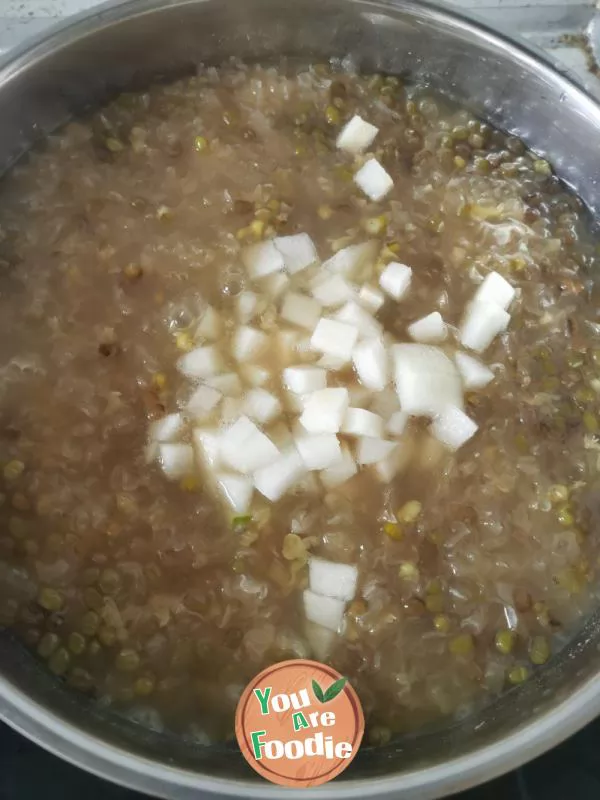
[1, 1, 600, 797]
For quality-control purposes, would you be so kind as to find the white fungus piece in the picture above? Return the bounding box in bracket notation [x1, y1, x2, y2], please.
[295, 432, 342, 470]
[242, 389, 282, 425]
[192, 428, 222, 471]
[430, 406, 479, 451]
[320, 444, 357, 487]
[241, 240, 285, 278]
[236, 291, 261, 323]
[299, 388, 350, 434]
[158, 443, 194, 480]
[336, 114, 379, 154]
[305, 622, 337, 661]
[215, 473, 253, 514]
[379, 261, 412, 300]
[473, 271, 516, 311]
[280, 291, 322, 330]
[353, 158, 394, 201]
[356, 437, 397, 465]
[232, 325, 269, 362]
[408, 312, 448, 343]
[149, 413, 185, 443]
[387, 410, 410, 437]
[322, 241, 378, 279]
[334, 301, 382, 339]
[220, 416, 280, 474]
[195, 305, 222, 341]
[186, 385, 222, 419]
[205, 372, 243, 397]
[352, 338, 388, 391]
[358, 284, 385, 314]
[240, 364, 270, 387]
[282, 366, 327, 395]
[393, 343, 463, 417]
[303, 589, 346, 633]
[253, 446, 307, 501]
[274, 233, 318, 274]
[455, 352, 494, 390]
[310, 318, 359, 363]
[177, 346, 221, 380]
[310, 273, 356, 308]
[342, 408, 384, 439]
[309, 557, 358, 602]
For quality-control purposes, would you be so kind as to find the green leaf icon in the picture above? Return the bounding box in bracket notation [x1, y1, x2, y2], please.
[323, 676, 347, 702]
[312, 679, 325, 703]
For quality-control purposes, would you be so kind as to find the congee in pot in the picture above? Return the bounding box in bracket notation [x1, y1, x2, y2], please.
[0, 60, 598, 744]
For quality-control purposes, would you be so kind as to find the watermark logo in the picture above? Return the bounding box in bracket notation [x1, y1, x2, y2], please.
[235, 659, 364, 787]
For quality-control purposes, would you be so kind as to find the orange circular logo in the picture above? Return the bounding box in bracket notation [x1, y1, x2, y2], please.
[235, 659, 364, 787]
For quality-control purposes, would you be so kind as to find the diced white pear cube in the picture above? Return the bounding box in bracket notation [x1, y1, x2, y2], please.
[309, 557, 358, 602]
[177, 346, 221, 380]
[186, 384, 222, 419]
[379, 261, 412, 300]
[372, 442, 411, 483]
[336, 114, 379, 154]
[342, 408, 384, 439]
[320, 444, 357, 487]
[408, 311, 448, 343]
[299, 388, 350, 434]
[473, 271, 515, 311]
[322, 241, 378, 279]
[356, 437, 397, 465]
[393, 343, 463, 416]
[303, 589, 346, 633]
[295, 432, 342, 470]
[220, 416, 280, 474]
[455, 352, 494, 390]
[283, 366, 327, 395]
[243, 388, 282, 425]
[205, 372, 243, 397]
[158, 443, 194, 479]
[430, 406, 478, 451]
[274, 233, 318, 274]
[193, 428, 222, 471]
[241, 240, 285, 278]
[305, 621, 337, 660]
[280, 291, 322, 330]
[195, 305, 222, 341]
[317, 355, 347, 370]
[358, 284, 385, 313]
[369, 386, 400, 418]
[232, 325, 269, 362]
[460, 301, 510, 353]
[387, 410, 410, 437]
[253, 446, 307, 501]
[215, 473, 253, 514]
[353, 158, 393, 201]
[236, 291, 261, 323]
[334, 301, 382, 339]
[310, 318, 359, 363]
[310, 273, 356, 308]
[150, 413, 185, 443]
[353, 338, 388, 391]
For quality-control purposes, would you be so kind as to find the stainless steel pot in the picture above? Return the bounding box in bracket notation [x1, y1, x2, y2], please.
[1, 0, 600, 797]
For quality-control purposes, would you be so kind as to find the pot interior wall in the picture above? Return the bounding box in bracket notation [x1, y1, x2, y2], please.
[0, 0, 600, 793]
